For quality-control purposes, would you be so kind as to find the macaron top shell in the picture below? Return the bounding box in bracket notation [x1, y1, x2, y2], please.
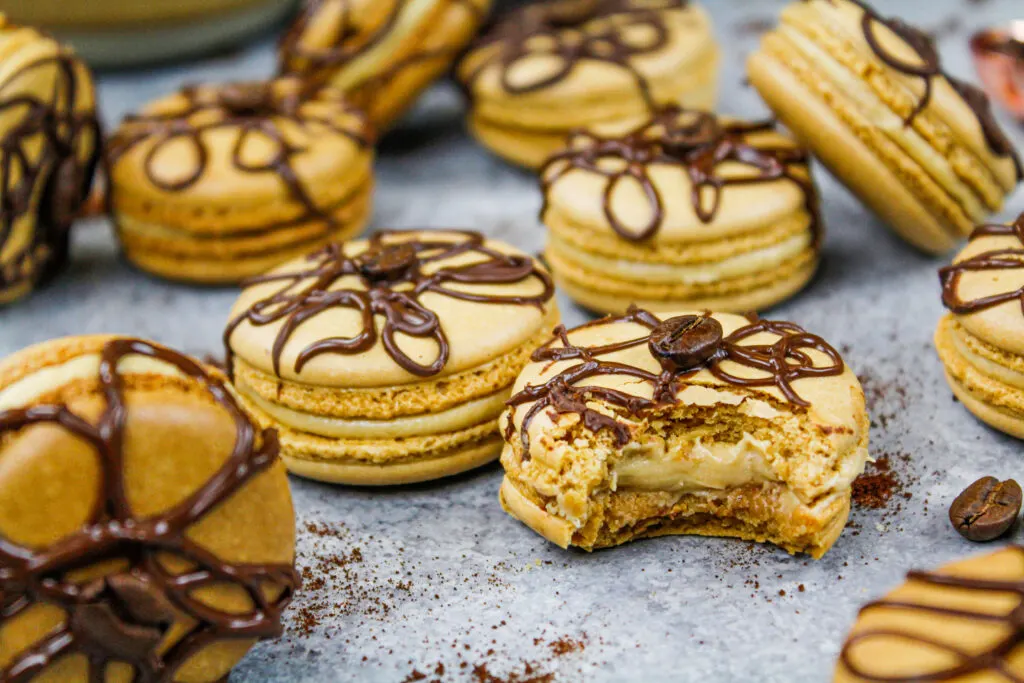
[225, 230, 557, 389]
[941, 214, 1024, 357]
[0, 335, 297, 682]
[503, 309, 866, 461]
[541, 107, 816, 243]
[106, 78, 372, 226]
[786, 0, 1020, 192]
[459, 0, 715, 112]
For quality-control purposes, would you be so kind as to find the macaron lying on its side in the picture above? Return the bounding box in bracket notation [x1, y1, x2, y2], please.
[223, 229, 559, 485]
[748, 0, 1021, 254]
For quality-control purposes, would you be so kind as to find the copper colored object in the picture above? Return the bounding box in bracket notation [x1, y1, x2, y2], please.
[970, 21, 1024, 121]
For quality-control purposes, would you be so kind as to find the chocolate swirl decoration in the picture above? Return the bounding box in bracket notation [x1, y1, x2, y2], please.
[462, 0, 687, 108]
[0, 339, 299, 683]
[280, 0, 486, 87]
[0, 52, 99, 295]
[224, 230, 555, 379]
[839, 546, 1024, 682]
[940, 213, 1024, 316]
[540, 106, 819, 243]
[105, 79, 371, 231]
[818, 0, 1022, 179]
[505, 307, 844, 455]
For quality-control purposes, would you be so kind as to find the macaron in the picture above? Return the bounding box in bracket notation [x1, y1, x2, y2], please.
[0, 17, 99, 304]
[835, 546, 1024, 682]
[0, 335, 297, 682]
[106, 78, 374, 285]
[457, 0, 719, 169]
[279, 0, 492, 131]
[541, 106, 821, 315]
[499, 308, 869, 558]
[223, 229, 559, 486]
[936, 212, 1024, 439]
[748, 0, 1021, 254]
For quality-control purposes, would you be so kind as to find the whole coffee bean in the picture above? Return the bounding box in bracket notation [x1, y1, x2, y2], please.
[359, 243, 417, 282]
[648, 315, 724, 372]
[949, 476, 1022, 542]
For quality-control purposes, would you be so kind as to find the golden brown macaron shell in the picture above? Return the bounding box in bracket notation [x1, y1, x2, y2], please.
[106, 77, 374, 285]
[279, 0, 491, 130]
[0, 335, 297, 683]
[224, 229, 559, 485]
[0, 18, 99, 304]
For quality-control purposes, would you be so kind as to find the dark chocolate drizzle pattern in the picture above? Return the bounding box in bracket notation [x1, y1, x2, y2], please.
[279, 0, 486, 90]
[0, 50, 99, 297]
[462, 0, 688, 108]
[105, 80, 371, 233]
[505, 307, 844, 455]
[0, 339, 298, 683]
[540, 106, 819, 243]
[818, 0, 1021, 179]
[224, 230, 555, 379]
[840, 545, 1024, 682]
[940, 213, 1024, 316]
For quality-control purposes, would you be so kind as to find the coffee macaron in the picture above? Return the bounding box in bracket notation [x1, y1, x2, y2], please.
[541, 106, 821, 315]
[748, 0, 1021, 254]
[0, 17, 99, 304]
[106, 78, 374, 285]
[224, 229, 558, 486]
[835, 546, 1024, 682]
[0, 335, 298, 682]
[457, 0, 719, 169]
[500, 308, 869, 558]
[936, 212, 1024, 439]
[279, 0, 491, 131]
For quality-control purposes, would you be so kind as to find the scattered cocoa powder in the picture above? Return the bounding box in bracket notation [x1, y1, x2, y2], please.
[852, 456, 900, 510]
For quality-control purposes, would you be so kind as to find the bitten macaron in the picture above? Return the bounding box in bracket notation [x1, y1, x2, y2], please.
[224, 229, 558, 485]
[500, 308, 869, 558]
[936, 212, 1024, 439]
[0, 335, 297, 682]
[748, 0, 1021, 254]
[279, 0, 491, 131]
[106, 78, 374, 285]
[541, 106, 821, 314]
[835, 546, 1024, 682]
[0, 17, 99, 304]
[457, 0, 719, 169]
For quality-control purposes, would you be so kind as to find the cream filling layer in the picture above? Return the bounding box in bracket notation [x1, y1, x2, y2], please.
[778, 24, 989, 220]
[548, 231, 811, 284]
[328, 0, 440, 90]
[953, 327, 1024, 392]
[238, 384, 510, 440]
[0, 354, 183, 411]
[611, 433, 778, 493]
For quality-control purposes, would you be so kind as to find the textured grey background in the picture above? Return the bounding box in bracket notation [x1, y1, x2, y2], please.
[2, 0, 1023, 681]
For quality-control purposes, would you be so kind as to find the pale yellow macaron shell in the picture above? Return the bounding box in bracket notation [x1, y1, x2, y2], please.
[505, 312, 865, 462]
[109, 82, 371, 230]
[227, 231, 556, 389]
[461, 4, 717, 129]
[543, 128, 812, 244]
[948, 232, 1024, 357]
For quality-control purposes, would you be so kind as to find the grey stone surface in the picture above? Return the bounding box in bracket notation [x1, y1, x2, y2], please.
[2, 0, 1024, 681]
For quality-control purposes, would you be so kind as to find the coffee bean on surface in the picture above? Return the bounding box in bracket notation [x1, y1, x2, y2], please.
[949, 476, 1022, 542]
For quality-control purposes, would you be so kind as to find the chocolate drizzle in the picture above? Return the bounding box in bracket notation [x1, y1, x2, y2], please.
[224, 230, 555, 379]
[0, 339, 298, 683]
[105, 79, 371, 232]
[280, 0, 485, 91]
[540, 106, 819, 243]
[0, 50, 99, 297]
[940, 213, 1024, 316]
[824, 0, 1021, 178]
[505, 307, 844, 455]
[463, 0, 687, 109]
[840, 545, 1024, 682]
